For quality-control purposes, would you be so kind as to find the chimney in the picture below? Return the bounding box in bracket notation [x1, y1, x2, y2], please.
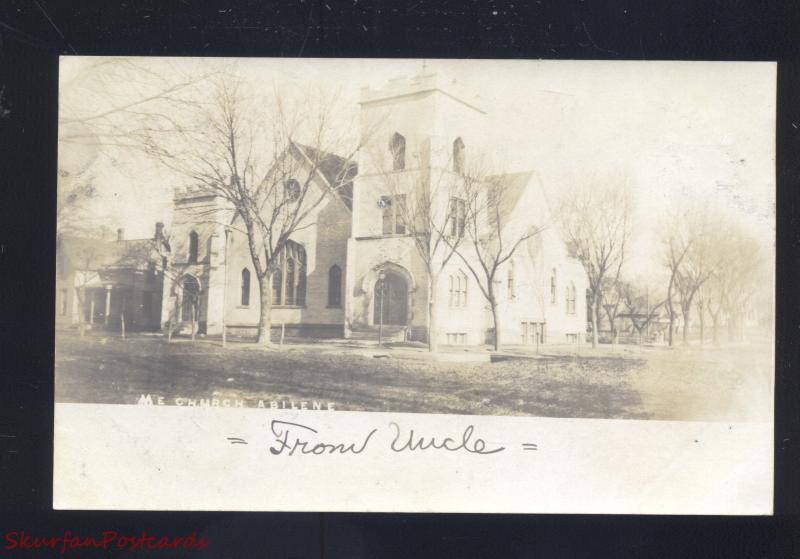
[154, 222, 164, 240]
[116, 228, 125, 242]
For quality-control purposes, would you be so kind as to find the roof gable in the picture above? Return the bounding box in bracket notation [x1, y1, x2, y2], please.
[58, 235, 163, 272]
[293, 143, 358, 210]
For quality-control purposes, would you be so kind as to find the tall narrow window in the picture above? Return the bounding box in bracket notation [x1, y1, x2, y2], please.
[566, 282, 576, 315]
[272, 268, 282, 305]
[453, 137, 465, 174]
[550, 268, 557, 304]
[381, 196, 393, 234]
[273, 240, 307, 306]
[389, 132, 406, 170]
[297, 258, 306, 306]
[449, 271, 468, 307]
[188, 231, 199, 263]
[380, 195, 407, 235]
[394, 194, 407, 234]
[328, 265, 342, 307]
[241, 268, 251, 306]
[449, 197, 466, 237]
[507, 260, 515, 298]
[285, 259, 296, 305]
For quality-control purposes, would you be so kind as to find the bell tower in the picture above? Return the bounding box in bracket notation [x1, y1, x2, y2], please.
[345, 70, 486, 341]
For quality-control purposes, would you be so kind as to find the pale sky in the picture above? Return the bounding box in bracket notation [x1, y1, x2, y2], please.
[59, 57, 776, 282]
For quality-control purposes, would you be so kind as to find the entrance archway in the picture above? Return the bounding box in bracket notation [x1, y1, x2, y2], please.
[180, 276, 200, 322]
[374, 272, 408, 325]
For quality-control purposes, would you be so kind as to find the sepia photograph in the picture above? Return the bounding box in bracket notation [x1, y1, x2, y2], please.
[50, 57, 777, 513]
[55, 58, 774, 423]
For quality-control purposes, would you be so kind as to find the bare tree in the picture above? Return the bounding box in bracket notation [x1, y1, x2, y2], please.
[558, 180, 631, 348]
[139, 79, 360, 344]
[601, 276, 624, 343]
[663, 208, 720, 346]
[456, 170, 543, 351]
[57, 58, 217, 234]
[57, 171, 98, 235]
[706, 222, 765, 344]
[618, 281, 665, 343]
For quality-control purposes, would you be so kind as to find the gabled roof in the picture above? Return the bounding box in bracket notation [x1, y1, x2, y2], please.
[485, 171, 534, 220]
[58, 235, 164, 272]
[293, 143, 358, 210]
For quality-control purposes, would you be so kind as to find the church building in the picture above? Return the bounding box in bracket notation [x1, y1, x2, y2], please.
[161, 72, 587, 346]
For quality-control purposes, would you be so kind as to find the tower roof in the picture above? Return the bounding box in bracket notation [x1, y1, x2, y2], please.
[360, 71, 485, 114]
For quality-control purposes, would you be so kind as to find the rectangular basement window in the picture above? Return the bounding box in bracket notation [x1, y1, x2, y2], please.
[446, 333, 467, 345]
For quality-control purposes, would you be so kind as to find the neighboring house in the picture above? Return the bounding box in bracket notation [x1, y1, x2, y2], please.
[56, 225, 168, 332]
[162, 71, 588, 345]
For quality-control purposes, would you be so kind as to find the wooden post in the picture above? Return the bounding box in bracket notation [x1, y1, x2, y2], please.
[191, 302, 196, 341]
[120, 293, 126, 339]
[222, 228, 231, 348]
[104, 287, 111, 326]
[280, 322, 285, 345]
[89, 298, 96, 328]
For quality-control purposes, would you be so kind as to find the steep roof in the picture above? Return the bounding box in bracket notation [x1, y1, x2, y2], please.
[293, 143, 358, 210]
[485, 171, 534, 220]
[58, 235, 164, 272]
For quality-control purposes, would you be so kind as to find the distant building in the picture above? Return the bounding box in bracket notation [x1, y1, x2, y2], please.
[162, 72, 588, 345]
[56, 224, 168, 332]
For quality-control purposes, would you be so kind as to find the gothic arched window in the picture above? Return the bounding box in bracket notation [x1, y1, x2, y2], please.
[188, 231, 199, 264]
[274, 241, 307, 306]
[272, 268, 282, 305]
[453, 137, 465, 174]
[389, 132, 406, 171]
[449, 270, 468, 308]
[328, 265, 342, 307]
[240, 268, 251, 306]
[566, 281, 576, 315]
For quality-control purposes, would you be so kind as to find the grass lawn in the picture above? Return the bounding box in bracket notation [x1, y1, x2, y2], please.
[54, 331, 773, 421]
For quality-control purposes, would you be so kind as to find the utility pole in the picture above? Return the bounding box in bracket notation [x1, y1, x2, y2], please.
[221, 227, 231, 347]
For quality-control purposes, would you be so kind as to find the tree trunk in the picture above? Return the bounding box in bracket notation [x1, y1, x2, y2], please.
[77, 287, 86, 338]
[667, 311, 673, 347]
[698, 308, 705, 345]
[427, 273, 438, 353]
[590, 295, 600, 349]
[711, 312, 720, 346]
[490, 298, 500, 352]
[256, 274, 273, 344]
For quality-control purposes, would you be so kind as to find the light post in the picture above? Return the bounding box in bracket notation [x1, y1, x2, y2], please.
[377, 270, 386, 347]
[221, 227, 231, 347]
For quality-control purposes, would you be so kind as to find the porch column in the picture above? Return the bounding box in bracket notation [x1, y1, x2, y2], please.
[89, 297, 95, 325]
[104, 286, 112, 325]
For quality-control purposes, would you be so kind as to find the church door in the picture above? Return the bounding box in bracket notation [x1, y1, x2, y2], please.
[374, 273, 408, 325]
[181, 276, 200, 322]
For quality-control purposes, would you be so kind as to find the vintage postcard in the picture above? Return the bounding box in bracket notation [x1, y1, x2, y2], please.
[54, 57, 775, 513]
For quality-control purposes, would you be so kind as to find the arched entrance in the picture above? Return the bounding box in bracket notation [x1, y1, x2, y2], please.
[180, 276, 201, 322]
[374, 272, 408, 325]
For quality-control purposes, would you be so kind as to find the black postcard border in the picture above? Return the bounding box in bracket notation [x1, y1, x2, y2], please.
[0, 1, 797, 557]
